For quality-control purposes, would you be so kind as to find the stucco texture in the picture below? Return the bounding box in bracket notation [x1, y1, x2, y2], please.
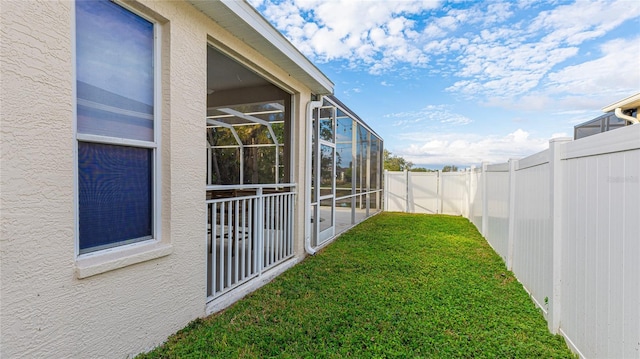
[1, 0, 312, 357]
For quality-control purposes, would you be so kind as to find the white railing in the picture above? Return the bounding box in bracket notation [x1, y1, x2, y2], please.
[206, 184, 296, 299]
[383, 125, 640, 358]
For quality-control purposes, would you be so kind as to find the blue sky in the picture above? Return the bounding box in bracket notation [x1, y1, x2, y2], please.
[250, 0, 640, 169]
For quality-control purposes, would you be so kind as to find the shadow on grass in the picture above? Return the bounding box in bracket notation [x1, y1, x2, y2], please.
[139, 213, 575, 358]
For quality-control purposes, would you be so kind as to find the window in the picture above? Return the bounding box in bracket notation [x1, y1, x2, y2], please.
[75, 0, 159, 255]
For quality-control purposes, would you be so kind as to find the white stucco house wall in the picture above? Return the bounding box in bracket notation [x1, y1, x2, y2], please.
[1, 0, 383, 357]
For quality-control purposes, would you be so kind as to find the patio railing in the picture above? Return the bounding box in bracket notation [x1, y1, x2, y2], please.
[206, 184, 296, 299]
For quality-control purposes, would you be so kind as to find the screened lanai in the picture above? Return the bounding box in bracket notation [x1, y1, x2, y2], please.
[206, 45, 296, 299]
[205, 45, 384, 302]
[310, 96, 384, 247]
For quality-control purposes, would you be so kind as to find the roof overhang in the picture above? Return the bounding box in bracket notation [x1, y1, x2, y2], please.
[602, 92, 640, 112]
[188, 0, 334, 96]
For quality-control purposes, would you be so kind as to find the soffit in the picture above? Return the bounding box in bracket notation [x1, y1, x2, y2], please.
[207, 46, 269, 92]
[188, 0, 334, 96]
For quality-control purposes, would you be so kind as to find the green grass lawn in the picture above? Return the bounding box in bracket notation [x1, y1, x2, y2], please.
[139, 213, 574, 358]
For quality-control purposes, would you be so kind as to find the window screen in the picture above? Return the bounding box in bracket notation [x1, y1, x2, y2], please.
[78, 142, 153, 253]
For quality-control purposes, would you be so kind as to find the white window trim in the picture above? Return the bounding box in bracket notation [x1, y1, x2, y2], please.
[73, 0, 168, 278]
[75, 240, 172, 279]
[76, 133, 159, 149]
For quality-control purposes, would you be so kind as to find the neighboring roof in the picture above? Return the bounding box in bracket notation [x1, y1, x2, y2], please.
[188, 0, 334, 96]
[602, 92, 640, 112]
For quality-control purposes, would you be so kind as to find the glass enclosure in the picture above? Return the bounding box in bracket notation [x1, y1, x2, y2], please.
[311, 96, 384, 246]
[574, 112, 631, 139]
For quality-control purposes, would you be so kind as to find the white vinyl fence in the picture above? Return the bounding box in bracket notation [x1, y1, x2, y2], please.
[384, 125, 640, 359]
[383, 170, 469, 215]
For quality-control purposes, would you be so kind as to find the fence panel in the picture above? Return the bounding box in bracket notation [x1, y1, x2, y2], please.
[383, 170, 474, 218]
[560, 131, 640, 358]
[408, 172, 439, 213]
[385, 171, 407, 212]
[440, 172, 466, 215]
[485, 165, 510, 263]
[512, 157, 552, 316]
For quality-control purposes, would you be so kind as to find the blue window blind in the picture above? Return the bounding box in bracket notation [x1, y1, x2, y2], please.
[78, 142, 153, 253]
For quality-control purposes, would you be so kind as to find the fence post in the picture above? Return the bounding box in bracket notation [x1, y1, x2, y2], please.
[437, 169, 443, 214]
[507, 158, 518, 270]
[468, 166, 475, 220]
[404, 169, 409, 213]
[481, 162, 489, 237]
[469, 167, 473, 218]
[383, 170, 388, 212]
[464, 168, 470, 218]
[548, 137, 571, 333]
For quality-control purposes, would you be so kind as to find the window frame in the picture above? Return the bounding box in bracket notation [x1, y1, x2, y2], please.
[73, 0, 163, 262]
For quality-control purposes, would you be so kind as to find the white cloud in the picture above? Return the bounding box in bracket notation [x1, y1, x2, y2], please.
[528, 0, 640, 46]
[256, 0, 639, 113]
[257, 0, 640, 85]
[475, 34, 640, 113]
[484, 2, 514, 24]
[387, 105, 473, 128]
[442, 2, 639, 111]
[258, 0, 441, 71]
[545, 36, 640, 98]
[447, 27, 582, 98]
[392, 129, 549, 167]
